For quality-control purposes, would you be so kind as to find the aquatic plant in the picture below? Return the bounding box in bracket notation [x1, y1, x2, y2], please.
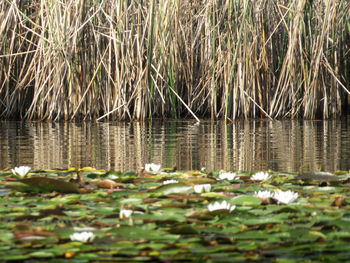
[120, 209, 133, 219]
[0, 1, 349, 121]
[274, 190, 299, 204]
[11, 166, 31, 178]
[70, 232, 95, 243]
[108, 175, 119, 180]
[1, 168, 350, 261]
[255, 190, 274, 200]
[251, 172, 271, 181]
[207, 200, 236, 212]
[162, 179, 178, 185]
[145, 163, 161, 173]
[217, 172, 239, 181]
[193, 184, 211, 193]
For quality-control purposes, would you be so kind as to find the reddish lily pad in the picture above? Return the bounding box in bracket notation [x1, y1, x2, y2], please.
[8, 177, 80, 193]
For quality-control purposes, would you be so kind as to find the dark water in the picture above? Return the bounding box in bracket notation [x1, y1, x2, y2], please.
[1, 118, 350, 172]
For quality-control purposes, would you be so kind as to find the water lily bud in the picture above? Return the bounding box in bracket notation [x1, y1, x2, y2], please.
[120, 209, 133, 219]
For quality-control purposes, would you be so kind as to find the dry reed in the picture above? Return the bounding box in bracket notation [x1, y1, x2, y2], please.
[0, 0, 349, 121]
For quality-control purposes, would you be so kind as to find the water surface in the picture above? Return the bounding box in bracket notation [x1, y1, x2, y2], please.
[1, 118, 349, 172]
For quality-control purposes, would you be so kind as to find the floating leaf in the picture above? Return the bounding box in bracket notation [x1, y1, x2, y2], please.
[183, 178, 216, 185]
[169, 224, 198, 235]
[12, 177, 80, 193]
[4, 181, 33, 192]
[91, 179, 123, 189]
[15, 205, 65, 221]
[28, 251, 55, 258]
[111, 226, 179, 241]
[80, 167, 103, 172]
[243, 214, 287, 225]
[154, 183, 193, 195]
[13, 229, 58, 240]
[233, 230, 271, 240]
[296, 172, 340, 181]
[1, 167, 350, 261]
[230, 195, 261, 206]
[137, 213, 186, 223]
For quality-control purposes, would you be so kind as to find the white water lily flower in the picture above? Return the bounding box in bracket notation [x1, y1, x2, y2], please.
[255, 190, 274, 199]
[11, 166, 31, 178]
[274, 190, 298, 204]
[70, 232, 95, 243]
[207, 200, 236, 212]
[145, 163, 161, 173]
[218, 172, 239, 181]
[251, 172, 271, 181]
[108, 174, 119, 180]
[163, 179, 178, 185]
[194, 184, 211, 193]
[120, 209, 133, 219]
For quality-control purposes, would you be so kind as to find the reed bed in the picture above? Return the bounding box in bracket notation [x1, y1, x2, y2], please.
[0, 0, 349, 121]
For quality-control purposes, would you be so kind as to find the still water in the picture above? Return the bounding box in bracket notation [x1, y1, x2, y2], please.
[1, 118, 350, 172]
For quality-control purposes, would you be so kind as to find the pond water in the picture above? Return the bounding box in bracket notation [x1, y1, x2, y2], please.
[1, 118, 350, 172]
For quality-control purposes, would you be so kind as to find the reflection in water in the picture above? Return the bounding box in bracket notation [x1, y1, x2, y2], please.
[0, 118, 349, 172]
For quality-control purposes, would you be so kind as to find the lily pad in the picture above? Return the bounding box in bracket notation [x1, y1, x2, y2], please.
[7, 177, 80, 193]
[1, 167, 350, 261]
[296, 172, 340, 181]
[154, 183, 193, 195]
[230, 195, 261, 206]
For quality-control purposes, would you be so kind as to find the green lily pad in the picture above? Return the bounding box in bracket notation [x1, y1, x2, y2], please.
[243, 213, 287, 225]
[230, 195, 261, 206]
[137, 213, 186, 223]
[28, 251, 55, 258]
[154, 183, 193, 195]
[169, 224, 198, 235]
[1, 166, 350, 261]
[111, 226, 179, 241]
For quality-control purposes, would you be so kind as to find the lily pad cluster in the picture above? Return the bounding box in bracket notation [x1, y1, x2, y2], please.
[0, 166, 350, 262]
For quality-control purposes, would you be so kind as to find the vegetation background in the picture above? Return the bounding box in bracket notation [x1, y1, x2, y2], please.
[1, 0, 349, 121]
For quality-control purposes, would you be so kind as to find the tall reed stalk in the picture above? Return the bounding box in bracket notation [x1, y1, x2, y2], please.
[1, 0, 349, 121]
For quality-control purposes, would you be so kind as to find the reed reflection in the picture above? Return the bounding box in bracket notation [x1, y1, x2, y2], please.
[0, 119, 349, 172]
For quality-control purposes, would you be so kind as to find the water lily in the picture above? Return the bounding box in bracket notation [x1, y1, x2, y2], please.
[217, 172, 239, 181]
[11, 166, 31, 178]
[251, 171, 271, 181]
[120, 209, 133, 219]
[274, 190, 298, 204]
[108, 174, 119, 180]
[145, 163, 161, 173]
[255, 190, 274, 199]
[207, 200, 236, 212]
[70, 231, 95, 243]
[163, 179, 178, 185]
[194, 184, 211, 193]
